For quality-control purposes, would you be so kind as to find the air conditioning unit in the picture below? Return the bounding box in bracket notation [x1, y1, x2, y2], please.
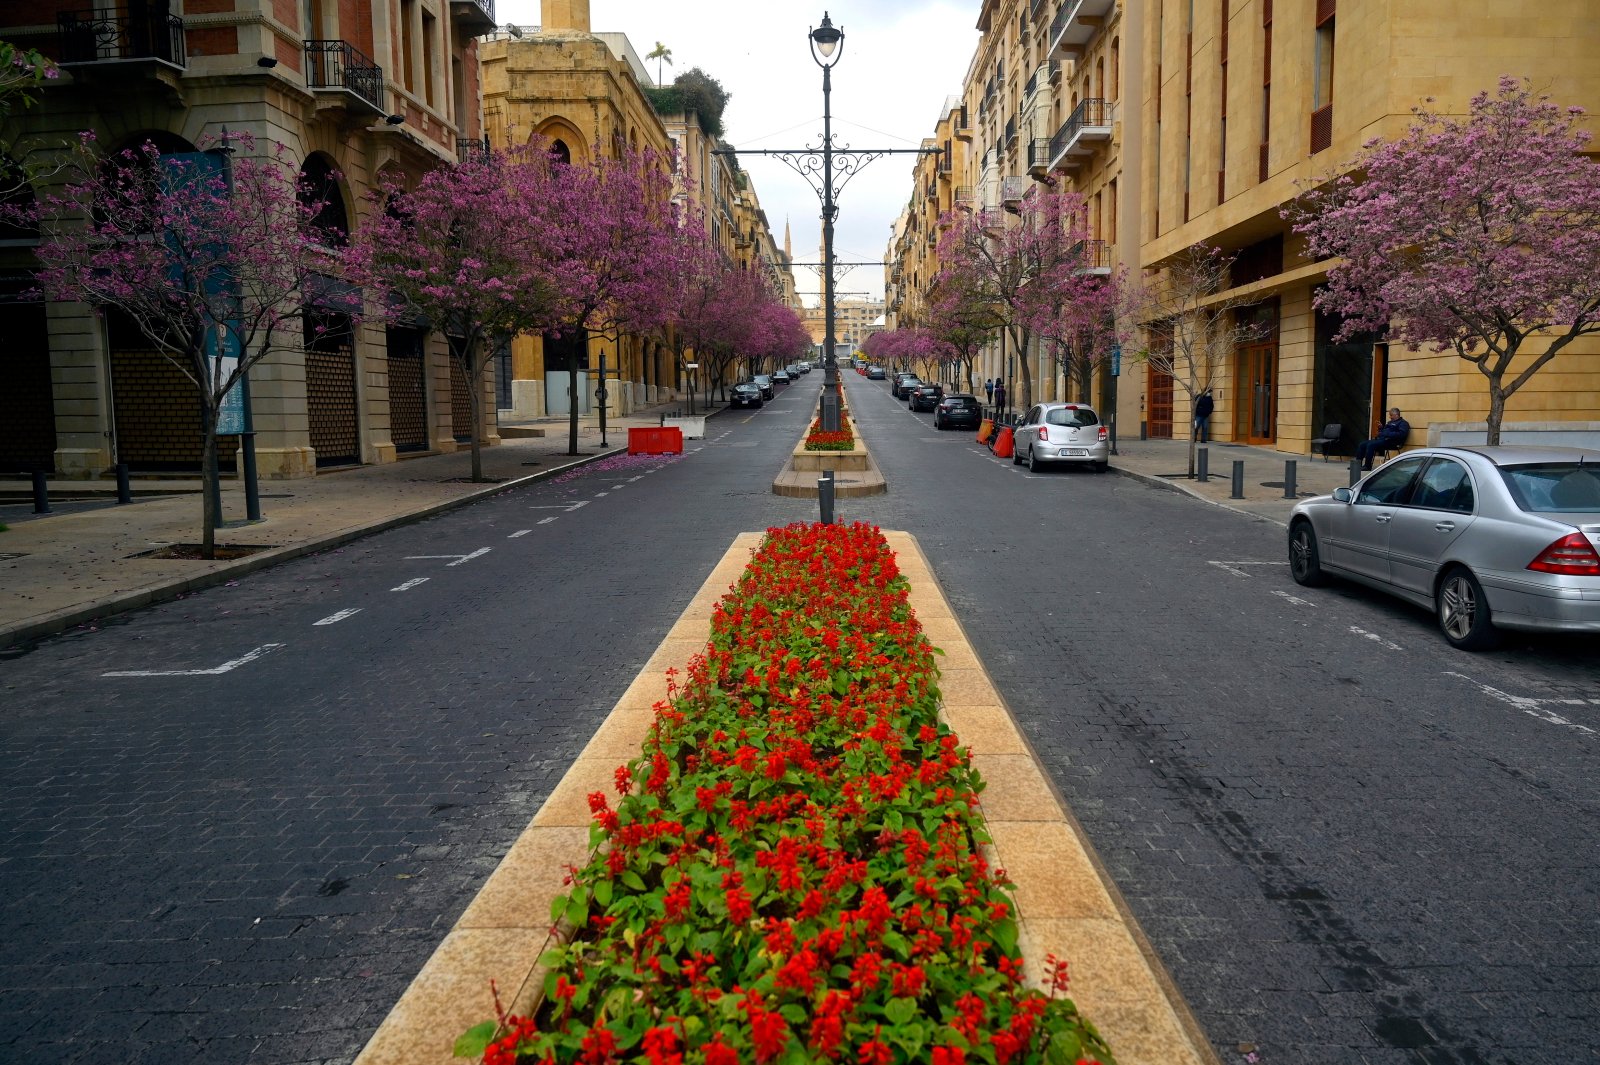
[1001, 176, 1028, 207]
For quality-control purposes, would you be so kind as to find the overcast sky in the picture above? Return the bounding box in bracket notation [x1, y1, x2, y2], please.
[496, 1, 981, 306]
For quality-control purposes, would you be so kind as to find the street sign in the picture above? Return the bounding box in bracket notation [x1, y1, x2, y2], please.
[1110, 344, 1122, 378]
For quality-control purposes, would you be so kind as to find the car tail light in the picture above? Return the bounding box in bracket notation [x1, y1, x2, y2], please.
[1528, 533, 1600, 576]
[1038, 426, 1050, 441]
[1097, 426, 1109, 441]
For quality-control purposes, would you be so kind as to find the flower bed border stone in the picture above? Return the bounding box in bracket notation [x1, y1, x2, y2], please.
[352, 531, 1217, 1065]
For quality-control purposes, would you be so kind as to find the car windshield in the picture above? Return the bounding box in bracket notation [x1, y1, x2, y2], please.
[754, 376, 771, 383]
[1499, 462, 1600, 513]
[1045, 407, 1098, 427]
[945, 397, 974, 407]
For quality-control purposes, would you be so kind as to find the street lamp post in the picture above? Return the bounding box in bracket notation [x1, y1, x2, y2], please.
[810, 12, 844, 433]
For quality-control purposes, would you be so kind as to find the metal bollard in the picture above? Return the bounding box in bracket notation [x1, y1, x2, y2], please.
[1349, 458, 1363, 487]
[1197, 446, 1209, 483]
[115, 463, 132, 504]
[818, 470, 835, 525]
[1284, 459, 1298, 500]
[1230, 460, 1245, 500]
[31, 470, 50, 514]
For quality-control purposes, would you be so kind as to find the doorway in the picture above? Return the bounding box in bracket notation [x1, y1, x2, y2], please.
[1146, 365, 1173, 439]
[1234, 342, 1278, 444]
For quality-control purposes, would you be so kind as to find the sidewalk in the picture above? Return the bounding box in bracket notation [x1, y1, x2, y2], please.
[1107, 434, 1357, 525]
[0, 397, 718, 649]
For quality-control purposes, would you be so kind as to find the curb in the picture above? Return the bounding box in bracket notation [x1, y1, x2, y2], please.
[0, 447, 626, 650]
[1109, 464, 1289, 528]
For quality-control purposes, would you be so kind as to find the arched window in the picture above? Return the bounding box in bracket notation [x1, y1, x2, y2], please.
[298, 153, 349, 246]
[549, 138, 571, 165]
[1110, 38, 1120, 100]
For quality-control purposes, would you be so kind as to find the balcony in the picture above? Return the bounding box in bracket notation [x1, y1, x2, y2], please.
[450, 0, 496, 36]
[1004, 116, 1017, 147]
[954, 185, 975, 210]
[979, 207, 1005, 232]
[305, 40, 385, 115]
[1071, 239, 1111, 275]
[456, 136, 491, 163]
[1001, 176, 1028, 210]
[1027, 138, 1052, 178]
[1048, 0, 1116, 57]
[955, 103, 972, 140]
[57, 7, 186, 69]
[1048, 97, 1113, 171]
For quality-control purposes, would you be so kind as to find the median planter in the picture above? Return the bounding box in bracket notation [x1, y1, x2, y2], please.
[772, 386, 886, 497]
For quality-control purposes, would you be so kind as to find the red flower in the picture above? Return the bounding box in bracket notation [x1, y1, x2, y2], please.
[703, 1039, 740, 1065]
[857, 1028, 893, 1065]
[931, 1048, 966, 1065]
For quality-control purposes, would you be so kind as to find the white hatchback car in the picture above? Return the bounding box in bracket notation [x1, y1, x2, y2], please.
[1011, 402, 1111, 472]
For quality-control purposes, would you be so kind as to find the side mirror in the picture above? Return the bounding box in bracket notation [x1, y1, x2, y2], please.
[1332, 487, 1353, 503]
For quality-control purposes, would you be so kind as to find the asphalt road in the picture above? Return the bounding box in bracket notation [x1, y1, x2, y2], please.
[1, 374, 1596, 1065]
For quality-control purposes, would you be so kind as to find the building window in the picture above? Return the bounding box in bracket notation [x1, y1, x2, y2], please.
[399, 0, 416, 93]
[1311, 2, 1334, 154]
[421, 11, 436, 107]
[1110, 38, 1119, 100]
[1260, 0, 1272, 182]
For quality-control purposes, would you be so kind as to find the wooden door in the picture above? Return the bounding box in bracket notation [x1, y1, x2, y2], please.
[1146, 364, 1173, 439]
[1234, 342, 1278, 444]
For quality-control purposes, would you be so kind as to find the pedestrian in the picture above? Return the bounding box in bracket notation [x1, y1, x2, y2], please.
[1355, 408, 1411, 471]
[984, 378, 994, 405]
[1193, 388, 1214, 443]
[993, 380, 1006, 416]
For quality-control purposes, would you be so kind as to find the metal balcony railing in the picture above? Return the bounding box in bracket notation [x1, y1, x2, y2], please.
[1028, 138, 1051, 173]
[1049, 97, 1111, 167]
[456, 136, 491, 163]
[451, 0, 496, 31]
[58, 6, 185, 67]
[305, 40, 385, 113]
[954, 186, 974, 207]
[1071, 239, 1111, 273]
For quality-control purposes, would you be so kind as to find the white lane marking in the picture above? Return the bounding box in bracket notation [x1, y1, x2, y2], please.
[594, 491, 609, 497]
[104, 643, 285, 677]
[527, 499, 590, 512]
[1443, 672, 1598, 733]
[1208, 560, 1290, 579]
[314, 608, 363, 626]
[1271, 589, 1314, 607]
[629, 476, 643, 482]
[1348, 625, 1402, 651]
[508, 529, 531, 538]
[537, 517, 558, 525]
[403, 547, 491, 567]
[391, 577, 430, 591]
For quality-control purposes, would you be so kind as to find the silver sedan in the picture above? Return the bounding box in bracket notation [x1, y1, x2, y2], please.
[1011, 402, 1111, 472]
[1288, 446, 1600, 649]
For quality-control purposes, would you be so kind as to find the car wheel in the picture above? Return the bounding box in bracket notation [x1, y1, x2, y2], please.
[1288, 521, 1327, 587]
[1437, 567, 1500, 651]
[1011, 443, 1022, 465]
[1028, 447, 1041, 472]
[1093, 461, 1109, 473]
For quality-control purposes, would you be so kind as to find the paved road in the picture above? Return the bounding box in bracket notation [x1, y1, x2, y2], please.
[2, 373, 1597, 1065]
[844, 379, 1600, 1065]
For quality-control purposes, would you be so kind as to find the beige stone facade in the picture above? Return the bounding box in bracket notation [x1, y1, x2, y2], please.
[1, 0, 494, 479]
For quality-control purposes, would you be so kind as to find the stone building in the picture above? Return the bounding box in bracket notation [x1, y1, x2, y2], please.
[0, 0, 494, 478]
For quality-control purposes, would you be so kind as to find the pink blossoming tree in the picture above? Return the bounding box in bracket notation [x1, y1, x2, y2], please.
[926, 271, 1000, 394]
[1288, 76, 1600, 444]
[345, 147, 563, 482]
[30, 132, 334, 557]
[1026, 265, 1131, 403]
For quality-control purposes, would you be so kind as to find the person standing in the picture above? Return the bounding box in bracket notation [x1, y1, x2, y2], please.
[1193, 388, 1214, 442]
[984, 378, 994, 406]
[1355, 408, 1411, 471]
[993, 380, 1006, 417]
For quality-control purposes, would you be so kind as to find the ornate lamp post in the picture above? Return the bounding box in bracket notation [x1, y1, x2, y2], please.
[810, 12, 845, 431]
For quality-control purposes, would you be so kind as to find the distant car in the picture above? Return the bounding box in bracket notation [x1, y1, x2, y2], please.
[891, 373, 922, 399]
[1288, 446, 1600, 650]
[797, 361, 812, 374]
[866, 366, 887, 381]
[730, 382, 764, 409]
[772, 370, 792, 384]
[909, 383, 945, 412]
[752, 374, 775, 399]
[934, 393, 982, 430]
[1011, 402, 1111, 472]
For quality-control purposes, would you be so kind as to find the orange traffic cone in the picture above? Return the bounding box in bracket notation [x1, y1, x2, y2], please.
[976, 418, 994, 444]
[993, 426, 1014, 458]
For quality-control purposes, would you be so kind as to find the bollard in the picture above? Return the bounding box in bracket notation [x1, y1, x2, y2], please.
[1230, 460, 1245, 500]
[31, 470, 50, 514]
[818, 470, 836, 525]
[1197, 446, 1209, 483]
[1284, 459, 1298, 500]
[1349, 458, 1363, 487]
[115, 463, 132, 505]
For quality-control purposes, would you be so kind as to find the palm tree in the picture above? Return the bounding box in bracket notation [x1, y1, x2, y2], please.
[646, 41, 673, 87]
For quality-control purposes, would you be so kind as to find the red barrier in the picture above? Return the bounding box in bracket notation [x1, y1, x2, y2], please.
[628, 426, 684, 455]
[992, 425, 1015, 459]
[976, 418, 994, 444]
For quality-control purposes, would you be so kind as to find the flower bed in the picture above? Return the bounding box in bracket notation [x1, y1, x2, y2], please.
[803, 419, 856, 452]
[464, 522, 1113, 1065]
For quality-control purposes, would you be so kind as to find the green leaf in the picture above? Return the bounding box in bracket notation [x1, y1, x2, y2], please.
[993, 917, 1019, 955]
[881, 930, 910, 958]
[593, 877, 613, 907]
[549, 891, 568, 924]
[452, 1021, 497, 1058]
[621, 869, 647, 891]
[883, 996, 917, 1027]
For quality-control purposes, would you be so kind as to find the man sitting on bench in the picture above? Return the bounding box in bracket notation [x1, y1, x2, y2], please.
[1356, 408, 1411, 472]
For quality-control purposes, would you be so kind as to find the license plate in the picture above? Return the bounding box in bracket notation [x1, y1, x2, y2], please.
[1065, 448, 1087, 456]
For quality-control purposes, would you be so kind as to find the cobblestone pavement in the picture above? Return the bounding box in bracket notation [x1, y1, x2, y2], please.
[2, 375, 1597, 1065]
[844, 380, 1600, 1065]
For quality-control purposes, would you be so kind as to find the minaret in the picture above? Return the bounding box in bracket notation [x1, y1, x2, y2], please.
[540, 0, 591, 31]
[783, 217, 792, 261]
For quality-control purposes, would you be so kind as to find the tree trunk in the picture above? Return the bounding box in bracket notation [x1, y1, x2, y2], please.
[1013, 326, 1034, 409]
[567, 347, 581, 456]
[200, 414, 219, 560]
[1486, 382, 1507, 446]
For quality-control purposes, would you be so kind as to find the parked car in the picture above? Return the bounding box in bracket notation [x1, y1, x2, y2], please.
[933, 393, 982, 430]
[797, 361, 812, 374]
[752, 374, 775, 399]
[867, 365, 887, 380]
[909, 383, 945, 412]
[729, 382, 764, 409]
[1288, 446, 1600, 650]
[1011, 402, 1111, 472]
[772, 369, 792, 384]
[892, 373, 922, 399]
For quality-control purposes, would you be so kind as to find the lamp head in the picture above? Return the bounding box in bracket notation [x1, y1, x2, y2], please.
[385, 113, 405, 125]
[809, 12, 843, 65]
[256, 56, 278, 68]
